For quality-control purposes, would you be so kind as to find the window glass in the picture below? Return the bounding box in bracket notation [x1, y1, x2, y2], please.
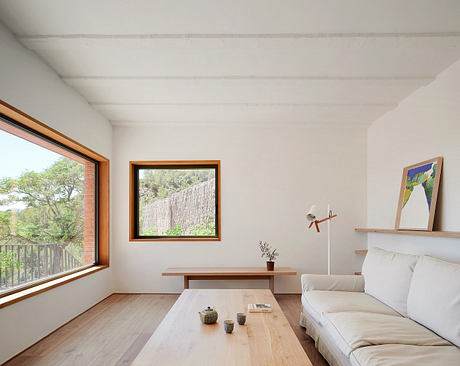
[0, 117, 97, 295]
[136, 164, 218, 239]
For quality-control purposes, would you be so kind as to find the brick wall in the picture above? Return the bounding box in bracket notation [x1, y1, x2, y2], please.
[83, 162, 96, 264]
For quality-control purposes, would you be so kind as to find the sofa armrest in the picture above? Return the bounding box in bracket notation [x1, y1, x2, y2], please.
[301, 274, 364, 293]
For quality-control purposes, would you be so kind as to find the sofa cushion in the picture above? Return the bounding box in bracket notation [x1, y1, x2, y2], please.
[362, 246, 418, 315]
[407, 255, 460, 348]
[302, 290, 400, 325]
[350, 344, 460, 366]
[324, 311, 451, 357]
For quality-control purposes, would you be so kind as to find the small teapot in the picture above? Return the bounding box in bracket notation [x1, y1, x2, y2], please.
[199, 306, 218, 324]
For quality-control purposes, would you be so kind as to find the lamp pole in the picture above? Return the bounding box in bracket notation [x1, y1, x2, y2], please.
[306, 204, 337, 275]
[327, 204, 331, 275]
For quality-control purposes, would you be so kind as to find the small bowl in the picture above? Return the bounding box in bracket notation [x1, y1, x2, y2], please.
[236, 312, 246, 325]
[224, 320, 234, 333]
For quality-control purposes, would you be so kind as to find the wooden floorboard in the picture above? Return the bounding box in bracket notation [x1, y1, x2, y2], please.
[4, 293, 328, 366]
[275, 294, 329, 366]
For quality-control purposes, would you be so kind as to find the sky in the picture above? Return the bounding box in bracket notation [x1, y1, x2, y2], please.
[0, 129, 61, 178]
[0, 129, 62, 211]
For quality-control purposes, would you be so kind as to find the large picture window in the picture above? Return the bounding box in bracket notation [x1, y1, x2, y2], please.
[0, 101, 109, 304]
[0, 116, 97, 296]
[130, 161, 220, 241]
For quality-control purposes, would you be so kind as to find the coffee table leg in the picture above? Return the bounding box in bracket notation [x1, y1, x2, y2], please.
[269, 277, 274, 294]
[184, 276, 190, 289]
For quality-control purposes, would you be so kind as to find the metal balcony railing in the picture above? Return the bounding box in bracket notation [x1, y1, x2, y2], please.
[0, 243, 83, 290]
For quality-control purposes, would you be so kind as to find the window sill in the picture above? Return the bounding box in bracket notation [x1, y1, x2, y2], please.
[130, 237, 221, 242]
[0, 265, 109, 309]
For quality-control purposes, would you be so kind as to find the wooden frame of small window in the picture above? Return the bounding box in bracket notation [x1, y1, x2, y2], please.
[129, 161, 221, 241]
[0, 100, 109, 308]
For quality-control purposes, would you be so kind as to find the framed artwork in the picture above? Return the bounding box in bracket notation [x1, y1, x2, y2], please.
[395, 157, 443, 231]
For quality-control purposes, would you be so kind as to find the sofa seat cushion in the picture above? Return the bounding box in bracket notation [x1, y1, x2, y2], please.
[302, 290, 400, 324]
[350, 344, 460, 366]
[324, 312, 451, 357]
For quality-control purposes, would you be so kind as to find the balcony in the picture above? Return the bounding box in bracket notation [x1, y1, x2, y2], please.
[0, 243, 83, 293]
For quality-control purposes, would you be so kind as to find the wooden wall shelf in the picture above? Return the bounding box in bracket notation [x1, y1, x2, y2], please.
[355, 249, 368, 255]
[355, 228, 460, 239]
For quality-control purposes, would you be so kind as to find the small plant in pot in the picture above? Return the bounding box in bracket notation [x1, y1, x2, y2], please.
[258, 241, 279, 271]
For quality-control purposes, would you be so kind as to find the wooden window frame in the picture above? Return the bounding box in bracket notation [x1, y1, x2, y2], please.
[0, 100, 109, 308]
[129, 160, 221, 242]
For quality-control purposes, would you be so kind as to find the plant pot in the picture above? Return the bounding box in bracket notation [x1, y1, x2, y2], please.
[266, 261, 275, 271]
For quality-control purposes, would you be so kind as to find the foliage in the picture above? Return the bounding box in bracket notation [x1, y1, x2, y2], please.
[0, 251, 19, 272]
[142, 221, 215, 236]
[258, 241, 279, 262]
[164, 225, 183, 236]
[0, 158, 85, 248]
[0, 211, 12, 238]
[189, 222, 215, 236]
[143, 227, 159, 236]
[0, 251, 20, 285]
[66, 242, 84, 261]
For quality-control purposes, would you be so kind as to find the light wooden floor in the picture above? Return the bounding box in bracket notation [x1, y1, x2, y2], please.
[4, 294, 328, 366]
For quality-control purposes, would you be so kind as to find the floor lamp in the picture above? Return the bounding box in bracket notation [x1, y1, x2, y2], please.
[306, 204, 337, 275]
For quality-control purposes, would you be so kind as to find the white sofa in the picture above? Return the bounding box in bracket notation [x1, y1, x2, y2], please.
[300, 247, 460, 366]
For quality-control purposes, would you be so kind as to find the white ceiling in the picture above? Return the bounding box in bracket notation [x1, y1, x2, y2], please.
[1, 0, 460, 126]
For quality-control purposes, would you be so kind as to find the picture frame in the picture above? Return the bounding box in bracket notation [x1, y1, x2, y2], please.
[395, 157, 443, 231]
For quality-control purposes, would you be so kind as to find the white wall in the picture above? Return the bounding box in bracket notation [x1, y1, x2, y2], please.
[112, 123, 367, 294]
[0, 23, 113, 364]
[367, 59, 460, 263]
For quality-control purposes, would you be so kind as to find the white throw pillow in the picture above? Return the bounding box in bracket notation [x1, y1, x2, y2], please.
[407, 255, 460, 348]
[362, 247, 418, 316]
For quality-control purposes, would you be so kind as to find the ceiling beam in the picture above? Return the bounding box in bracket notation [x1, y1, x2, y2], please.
[63, 78, 431, 105]
[18, 32, 460, 41]
[109, 120, 373, 127]
[3, 0, 460, 37]
[92, 103, 394, 124]
[90, 102, 396, 107]
[63, 76, 434, 81]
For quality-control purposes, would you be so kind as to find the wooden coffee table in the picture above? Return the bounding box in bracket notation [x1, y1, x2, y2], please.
[132, 289, 311, 366]
[162, 267, 297, 294]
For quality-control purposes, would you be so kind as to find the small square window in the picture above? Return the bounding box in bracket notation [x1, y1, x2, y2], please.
[129, 161, 220, 241]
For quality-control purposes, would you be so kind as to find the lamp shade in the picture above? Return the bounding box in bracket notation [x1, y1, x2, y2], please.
[306, 205, 318, 222]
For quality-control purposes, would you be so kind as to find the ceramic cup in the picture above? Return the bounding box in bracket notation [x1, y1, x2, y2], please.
[224, 320, 234, 333]
[236, 312, 246, 325]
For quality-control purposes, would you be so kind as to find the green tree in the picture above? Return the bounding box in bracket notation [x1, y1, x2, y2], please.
[0, 158, 84, 248]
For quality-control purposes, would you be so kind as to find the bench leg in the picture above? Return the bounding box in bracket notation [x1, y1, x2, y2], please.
[184, 276, 190, 290]
[269, 277, 274, 294]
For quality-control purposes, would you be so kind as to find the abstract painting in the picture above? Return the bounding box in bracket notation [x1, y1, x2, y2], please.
[395, 157, 443, 231]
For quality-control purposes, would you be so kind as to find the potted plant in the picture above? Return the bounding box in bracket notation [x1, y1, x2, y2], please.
[258, 241, 279, 271]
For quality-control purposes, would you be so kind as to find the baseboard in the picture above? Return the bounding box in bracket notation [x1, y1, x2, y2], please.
[112, 292, 182, 295]
[112, 291, 302, 295]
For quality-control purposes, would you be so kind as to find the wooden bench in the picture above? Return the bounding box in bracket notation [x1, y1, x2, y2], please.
[162, 267, 296, 294]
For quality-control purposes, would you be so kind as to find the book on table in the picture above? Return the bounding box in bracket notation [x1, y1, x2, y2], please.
[248, 303, 272, 313]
